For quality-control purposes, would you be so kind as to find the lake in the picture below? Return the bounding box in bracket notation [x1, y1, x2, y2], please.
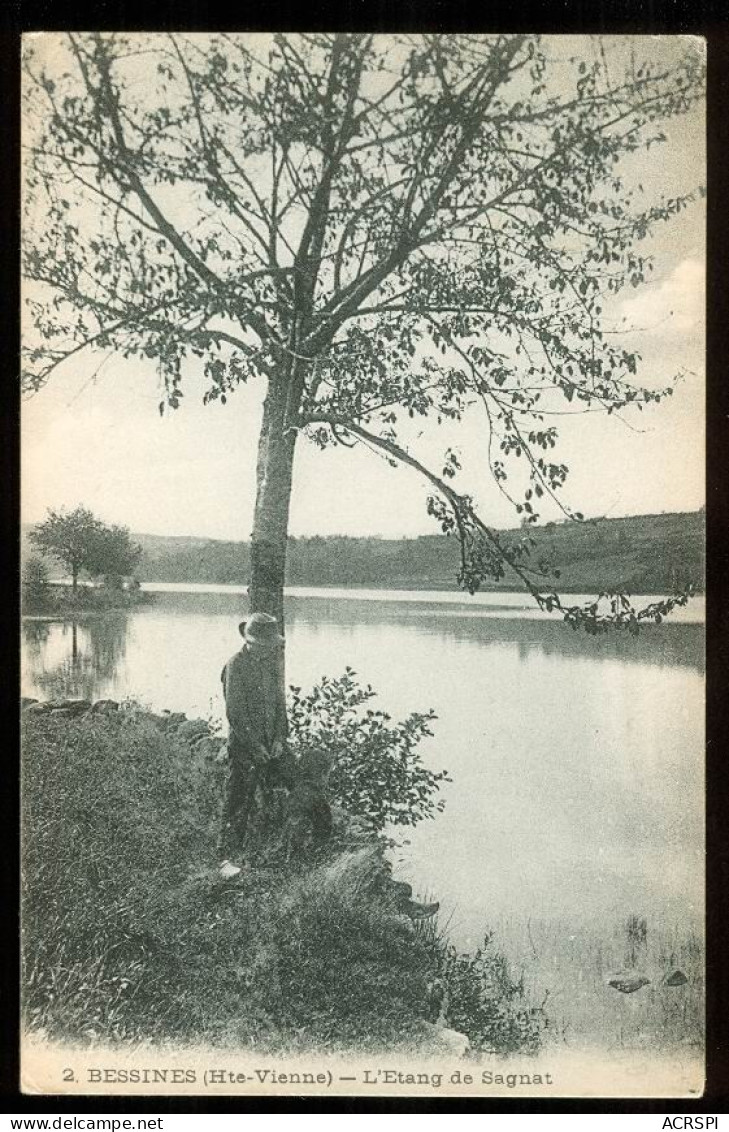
[21, 585, 704, 1009]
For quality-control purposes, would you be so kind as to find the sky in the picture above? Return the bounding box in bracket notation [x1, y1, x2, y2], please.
[21, 35, 705, 541]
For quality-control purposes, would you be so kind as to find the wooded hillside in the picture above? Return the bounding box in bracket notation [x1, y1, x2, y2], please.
[132, 511, 704, 594]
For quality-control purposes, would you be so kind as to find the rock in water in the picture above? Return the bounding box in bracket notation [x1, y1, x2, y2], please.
[607, 973, 651, 994]
[664, 969, 688, 987]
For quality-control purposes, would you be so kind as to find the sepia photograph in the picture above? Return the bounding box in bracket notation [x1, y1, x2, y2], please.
[19, 31, 705, 1098]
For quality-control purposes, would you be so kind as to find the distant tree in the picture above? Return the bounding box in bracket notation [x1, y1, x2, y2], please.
[29, 506, 141, 595]
[22, 34, 704, 636]
[93, 523, 143, 585]
[29, 506, 100, 595]
[22, 555, 50, 609]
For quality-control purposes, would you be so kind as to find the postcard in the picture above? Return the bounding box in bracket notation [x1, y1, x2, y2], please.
[20, 32, 705, 1098]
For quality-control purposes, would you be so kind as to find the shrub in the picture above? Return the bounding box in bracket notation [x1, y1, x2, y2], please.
[435, 933, 547, 1055]
[288, 668, 450, 834]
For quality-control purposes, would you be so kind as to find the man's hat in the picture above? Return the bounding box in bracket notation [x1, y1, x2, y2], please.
[239, 611, 285, 645]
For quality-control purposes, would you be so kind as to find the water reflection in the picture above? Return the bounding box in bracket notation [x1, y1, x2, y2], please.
[285, 596, 704, 674]
[22, 619, 52, 660]
[23, 614, 129, 702]
[20, 593, 704, 707]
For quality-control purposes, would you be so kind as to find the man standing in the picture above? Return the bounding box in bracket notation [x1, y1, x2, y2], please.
[218, 611, 291, 878]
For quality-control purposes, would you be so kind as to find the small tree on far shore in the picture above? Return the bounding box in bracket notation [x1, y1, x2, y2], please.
[29, 506, 141, 595]
[22, 555, 50, 609]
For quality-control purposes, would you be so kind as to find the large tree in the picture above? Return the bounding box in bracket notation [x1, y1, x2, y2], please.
[22, 33, 704, 632]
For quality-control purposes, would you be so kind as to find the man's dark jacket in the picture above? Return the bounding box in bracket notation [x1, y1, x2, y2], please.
[221, 645, 288, 752]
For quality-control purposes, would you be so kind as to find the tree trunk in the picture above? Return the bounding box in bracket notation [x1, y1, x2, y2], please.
[71, 564, 78, 597]
[248, 385, 297, 630]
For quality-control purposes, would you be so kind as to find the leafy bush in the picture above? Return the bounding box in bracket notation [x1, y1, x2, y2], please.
[435, 933, 547, 1054]
[287, 668, 450, 833]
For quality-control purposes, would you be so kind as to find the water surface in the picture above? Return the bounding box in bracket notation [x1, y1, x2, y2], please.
[21, 586, 704, 950]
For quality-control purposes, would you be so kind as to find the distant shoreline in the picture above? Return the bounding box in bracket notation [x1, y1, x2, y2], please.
[142, 579, 705, 598]
[22, 582, 152, 621]
[24, 509, 704, 599]
[133, 510, 705, 596]
[42, 576, 706, 597]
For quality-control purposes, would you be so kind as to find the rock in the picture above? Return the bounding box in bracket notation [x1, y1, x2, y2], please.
[607, 973, 651, 994]
[664, 969, 688, 987]
[51, 699, 92, 716]
[21, 698, 39, 710]
[419, 1021, 470, 1058]
[177, 718, 210, 742]
[24, 701, 51, 715]
[91, 699, 119, 714]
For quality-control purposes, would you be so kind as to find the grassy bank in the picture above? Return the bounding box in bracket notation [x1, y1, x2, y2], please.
[21, 705, 545, 1054]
